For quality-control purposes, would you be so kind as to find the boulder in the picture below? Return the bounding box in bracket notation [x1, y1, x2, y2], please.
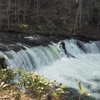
[0, 56, 5, 68]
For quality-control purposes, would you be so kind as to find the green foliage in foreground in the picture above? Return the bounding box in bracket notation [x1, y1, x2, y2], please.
[0, 67, 65, 100]
[78, 81, 90, 96]
[0, 67, 90, 100]
[78, 81, 90, 100]
[0, 67, 16, 84]
[17, 69, 65, 100]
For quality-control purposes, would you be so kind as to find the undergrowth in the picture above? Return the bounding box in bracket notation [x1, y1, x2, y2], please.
[0, 67, 65, 100]
[0, 66, 90, 100]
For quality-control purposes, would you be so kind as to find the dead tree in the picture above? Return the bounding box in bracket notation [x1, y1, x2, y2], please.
[6, 0, 11, 28]
[74, 0, 82, 31]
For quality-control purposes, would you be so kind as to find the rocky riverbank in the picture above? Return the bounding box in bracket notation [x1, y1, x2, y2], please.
[0, 31, 100, 52]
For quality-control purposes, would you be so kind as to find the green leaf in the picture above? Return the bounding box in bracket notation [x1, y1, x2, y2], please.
[78, 81, 90, 96]
[78, 81, 82, 91]
[53, 93, 58, 97]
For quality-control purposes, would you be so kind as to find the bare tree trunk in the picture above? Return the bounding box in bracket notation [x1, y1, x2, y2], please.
[0, 0, 3, 26]
[74, 6, 79, 31]
[37, 0, 39, 22]
[18, 0, 19, 26]
[74, 0, 82, 31]
[23, 0, 27, 22]
[15, 0, 17, 20]
[68, 0, 71, 16]
[6, 0, 11, 28]
[79, 0, 82, 28]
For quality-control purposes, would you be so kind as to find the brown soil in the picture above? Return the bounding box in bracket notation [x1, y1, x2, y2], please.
[0, 85, 36, 100]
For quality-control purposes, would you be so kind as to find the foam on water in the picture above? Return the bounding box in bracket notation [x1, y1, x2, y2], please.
[36, 54, 100, 99]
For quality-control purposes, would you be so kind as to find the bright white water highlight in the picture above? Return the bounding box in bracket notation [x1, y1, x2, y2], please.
[36, 54, 100, 99]
[0, 38, 100, 99]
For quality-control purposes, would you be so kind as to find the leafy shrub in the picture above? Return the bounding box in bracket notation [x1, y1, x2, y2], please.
[0, 66, 91, 100]
[17, 70, 64, 100]
[78, 81, 90, 100]
[0, 66, 66, 100]
[0, 67, 16, 84]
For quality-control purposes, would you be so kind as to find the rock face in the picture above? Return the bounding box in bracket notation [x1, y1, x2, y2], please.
[0, 56, 6, 68]
[62, 87, 95, 100]
[0, 32, 100, 52]
[0, 32, 69, 51]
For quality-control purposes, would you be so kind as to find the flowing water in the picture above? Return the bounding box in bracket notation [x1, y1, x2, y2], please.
[0, 38, 100, 99]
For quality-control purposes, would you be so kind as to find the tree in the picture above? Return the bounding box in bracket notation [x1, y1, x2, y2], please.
[74, 0, 82, 31]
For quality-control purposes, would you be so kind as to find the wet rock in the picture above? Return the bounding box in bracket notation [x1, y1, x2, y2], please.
[62, 87, 96, 100]
[0, 32, 100, 52]
[62, 87, 79, 100]
[0, 56, 6, 68]
[77, 40, 86, 52]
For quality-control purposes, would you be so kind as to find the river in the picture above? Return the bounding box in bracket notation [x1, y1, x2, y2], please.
[0, 34, 100, 100]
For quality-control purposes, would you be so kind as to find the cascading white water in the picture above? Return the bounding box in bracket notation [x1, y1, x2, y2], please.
[1, 43, 64, 70]
[0, 38, 100, 99]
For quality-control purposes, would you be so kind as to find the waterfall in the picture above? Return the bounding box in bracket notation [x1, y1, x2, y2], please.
[1, 43, 64, 70]
[1, 39, 99, 70]
[63, 39, 100, 55]
[0, 38, 100, 99]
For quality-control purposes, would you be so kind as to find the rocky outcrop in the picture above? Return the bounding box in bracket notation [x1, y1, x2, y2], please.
[0, 56, 6, 68]
[62, 87, 95, 100]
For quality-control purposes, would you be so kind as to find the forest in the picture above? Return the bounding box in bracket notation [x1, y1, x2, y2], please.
[0, 0, 100, 35]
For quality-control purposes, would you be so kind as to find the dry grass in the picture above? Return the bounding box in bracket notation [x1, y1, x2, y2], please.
[0, 84, 36, 100]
